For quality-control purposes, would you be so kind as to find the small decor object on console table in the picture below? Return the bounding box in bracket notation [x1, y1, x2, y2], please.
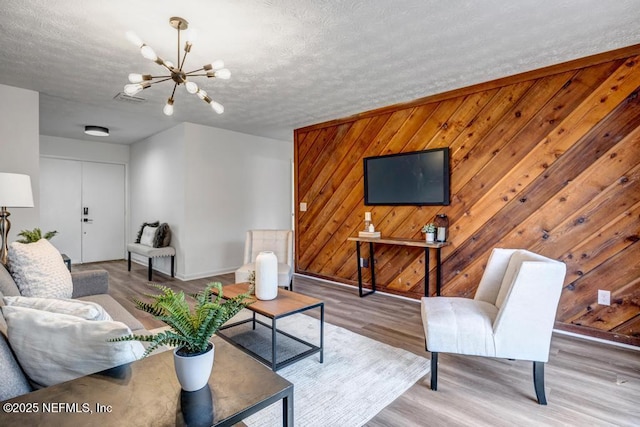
[422, 223, 436, 243]
[434, 214, 449, 242]
[255, 251, 278, 300]
[359, 211, 381, 238]
[110, 282, 252, 391]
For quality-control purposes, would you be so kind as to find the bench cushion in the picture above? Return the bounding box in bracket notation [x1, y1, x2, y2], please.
[127, 243, 175, 258]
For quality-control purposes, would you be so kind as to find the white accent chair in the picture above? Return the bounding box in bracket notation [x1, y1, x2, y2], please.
[234, 230, 294, 290]
[421, 248, 566, 404]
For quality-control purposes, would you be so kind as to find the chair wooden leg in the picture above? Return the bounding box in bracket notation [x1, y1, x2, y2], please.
[430, 352, 438, 391]
[171, 255, 175, 277]
[288, 277, 293, 291]
[148, 258, 153, 281]
[533, 361, 547, 405]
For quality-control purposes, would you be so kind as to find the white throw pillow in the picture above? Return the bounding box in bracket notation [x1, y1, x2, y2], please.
[3, 296, 112, 321]
[2, 305, 145, 388]
[7, 239, 73, 298]
[140, 226, 157, 246]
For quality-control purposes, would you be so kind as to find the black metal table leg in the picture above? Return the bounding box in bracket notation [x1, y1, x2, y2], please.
[272, 317, 277, 371]
[436, 247, 442, 296]
[320, 303, 324, 363]
[424, 247, 430, 297]
[356, 241, 376, 297]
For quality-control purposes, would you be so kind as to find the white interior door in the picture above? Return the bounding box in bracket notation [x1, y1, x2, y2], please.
[40, 158, 82, 262]
[81, 162, 125, 263]
[40, 158, 125, 264]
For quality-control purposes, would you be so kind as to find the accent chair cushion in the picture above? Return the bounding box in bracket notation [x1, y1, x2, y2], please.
[7, 239, 73, 298]
[421, 296, 499, 357]
[2, 305, 145, 388]
[3, 296, 112, 321]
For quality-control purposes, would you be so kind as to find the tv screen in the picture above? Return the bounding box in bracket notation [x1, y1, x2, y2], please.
[364, 148, 450, 206]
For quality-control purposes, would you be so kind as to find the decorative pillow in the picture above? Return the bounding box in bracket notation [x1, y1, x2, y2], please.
[135, 221, 159, 243]
[2, 305, 145, 388]
[7, 239, 72, 298]
[3, 296, 112, 321]
[0, 333, 31, 400]
[140, 226, 158, 246]
[154, 223, 171, 248]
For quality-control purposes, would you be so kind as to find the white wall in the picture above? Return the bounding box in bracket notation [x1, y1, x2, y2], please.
[40, 135, 129, 164]
[130, 124, 186, 276]
[129, 122, 292, 280]
[0, 83, 40, 241]
[183, 123, 292, 278]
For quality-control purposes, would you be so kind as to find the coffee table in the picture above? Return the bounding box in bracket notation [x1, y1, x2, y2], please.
[1, 336, 293, 426]
[215, 283, 324, 371]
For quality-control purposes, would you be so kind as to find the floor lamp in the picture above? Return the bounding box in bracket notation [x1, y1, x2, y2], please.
[0, 173, 34, 265]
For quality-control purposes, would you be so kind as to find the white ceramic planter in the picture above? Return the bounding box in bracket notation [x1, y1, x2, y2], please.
[255, 251, 278, 300]
[173, 343, 214, 392]
[426, 232, 435, 243]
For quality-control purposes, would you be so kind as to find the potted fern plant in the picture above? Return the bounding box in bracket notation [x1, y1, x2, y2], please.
[16, 227, 58, 243]
[111, 282, 252, 391]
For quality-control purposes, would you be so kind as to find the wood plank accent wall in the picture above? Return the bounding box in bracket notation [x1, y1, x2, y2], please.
[294, 46, 640, 346]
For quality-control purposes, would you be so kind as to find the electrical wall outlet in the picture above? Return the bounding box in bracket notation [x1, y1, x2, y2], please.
[598, 289, 611, 306]
[299, 202, 307, 212]
[359, 257, 369, 268]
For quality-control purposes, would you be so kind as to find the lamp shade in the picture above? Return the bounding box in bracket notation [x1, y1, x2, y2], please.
[0, 173, 34, 207]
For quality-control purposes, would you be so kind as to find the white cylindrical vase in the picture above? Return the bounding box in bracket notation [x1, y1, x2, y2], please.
[255, 251, 278, 300]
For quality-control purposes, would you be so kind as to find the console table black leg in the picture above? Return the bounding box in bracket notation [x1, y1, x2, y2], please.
[436, 247, 442, 296]
[127, 252, 131, 271]
[424, 247, 430, 297]
[319, 304, 324, 363]
[356, 242, 363, 296]
[369, 242, 376, 294]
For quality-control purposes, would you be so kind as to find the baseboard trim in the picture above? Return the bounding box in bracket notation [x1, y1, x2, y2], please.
[293, 273, 640, 351]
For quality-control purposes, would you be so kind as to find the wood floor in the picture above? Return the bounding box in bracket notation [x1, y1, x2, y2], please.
[77, 260, 640, 426]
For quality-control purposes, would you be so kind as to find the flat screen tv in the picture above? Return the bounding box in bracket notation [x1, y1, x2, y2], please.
[364, 148, 450, 206]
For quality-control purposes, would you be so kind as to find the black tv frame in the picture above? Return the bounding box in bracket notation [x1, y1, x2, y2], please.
[363, 147, 450, 206]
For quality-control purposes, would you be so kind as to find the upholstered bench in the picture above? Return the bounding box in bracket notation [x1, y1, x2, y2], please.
[127, 243, 175, 281]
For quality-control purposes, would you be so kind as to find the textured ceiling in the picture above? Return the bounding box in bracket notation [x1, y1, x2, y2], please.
[1, 0, 639, 144]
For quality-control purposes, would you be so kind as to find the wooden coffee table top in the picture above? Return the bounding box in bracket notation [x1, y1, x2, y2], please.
[217, 283, 323, 318]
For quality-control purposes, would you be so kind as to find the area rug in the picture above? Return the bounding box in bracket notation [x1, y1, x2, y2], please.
[222, 311, 430, 427]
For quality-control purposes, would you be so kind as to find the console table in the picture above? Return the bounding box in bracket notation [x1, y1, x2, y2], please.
[347, 236, 449, 297]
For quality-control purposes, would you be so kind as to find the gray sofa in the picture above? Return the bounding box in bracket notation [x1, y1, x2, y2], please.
[0, 263, 147, 401]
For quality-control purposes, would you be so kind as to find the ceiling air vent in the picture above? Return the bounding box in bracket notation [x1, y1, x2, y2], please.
[113, 92, 146, 103]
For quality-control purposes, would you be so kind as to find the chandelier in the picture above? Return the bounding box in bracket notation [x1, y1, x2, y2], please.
[124, 17, 230, 116]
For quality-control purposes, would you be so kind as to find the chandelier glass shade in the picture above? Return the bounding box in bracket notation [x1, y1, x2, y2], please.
[124, 17, 230, 116]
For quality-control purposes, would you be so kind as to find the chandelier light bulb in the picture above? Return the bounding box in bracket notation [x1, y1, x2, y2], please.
[185, 81, 199, 94]
[196, 89, 208, 100]
[128, 73, 143, 83]
[163, 99, 174, 116]
[214, 68, 231, 80]
[124, 83, 143, 96]
[140, 45, 158, 61]
[123, 81, 150, 96]
[125, 31, 144, 48]
[210, 100, 224, 114]
[211, 60, 225, 70]
[164, 60, 175, 69]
